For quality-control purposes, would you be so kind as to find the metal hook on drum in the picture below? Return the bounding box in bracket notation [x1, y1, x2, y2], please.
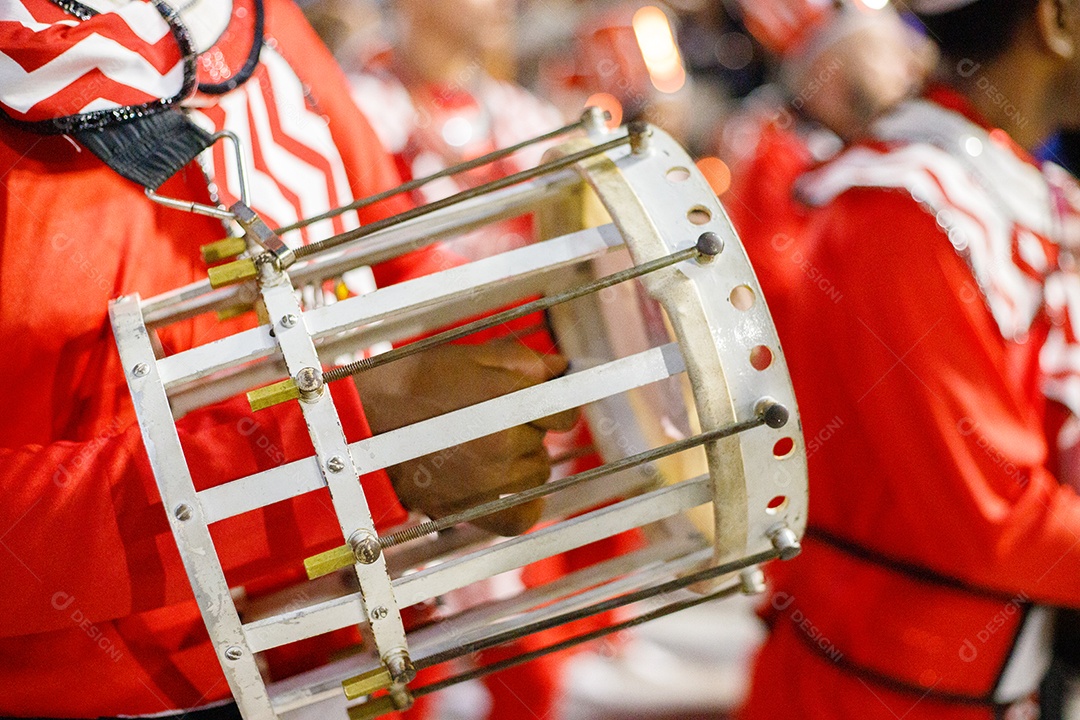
[145, 130, 251, 221]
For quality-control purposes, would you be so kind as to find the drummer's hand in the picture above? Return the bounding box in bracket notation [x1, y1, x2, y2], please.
[354, 339, 578, 535]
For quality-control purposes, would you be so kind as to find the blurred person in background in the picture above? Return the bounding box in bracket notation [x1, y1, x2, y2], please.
[538, 3, 701, 148]
[735, 0, 1080, 718]
[339, 0, 563, 261]
[722, 0, 934, 272]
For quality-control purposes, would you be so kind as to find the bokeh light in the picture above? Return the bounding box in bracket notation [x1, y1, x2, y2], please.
[697, 156, 732, 196]
[632, 6, 687, 94]
[584, 93, 624, 129]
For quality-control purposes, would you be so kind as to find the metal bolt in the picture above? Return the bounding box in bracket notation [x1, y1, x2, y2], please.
[327, 455, 346, 474]
[370, 606, 388, 621]
[739, 566, 766, 595]
[174, 504, 192, 522]
[254, 253, 285, 286]
[224, 646, 243, 661]
[132, 363, 150, 378]
[295, 366, 324, 402]
[695, 232, 724, 262]
[385, 648, 417, 684]
[755, 397, 790, 429]
[581, 105, 609, 134]
[628, 121, 653, 155]
[768, 524, 802, 561]
[350, 531, 382, 564]
[281, 314, 298, 328]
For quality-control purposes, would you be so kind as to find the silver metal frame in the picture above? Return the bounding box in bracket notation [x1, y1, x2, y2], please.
[109, 122, 807, 720]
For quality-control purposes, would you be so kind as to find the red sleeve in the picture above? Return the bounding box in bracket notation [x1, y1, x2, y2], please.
[776, 188, 1080, 607]
[0, 0, 187, 124]
[0, 380, 406, 638]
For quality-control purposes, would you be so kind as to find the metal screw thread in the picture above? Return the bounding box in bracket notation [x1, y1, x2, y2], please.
[293, 133, 630, 261]
[380, 521, 439, 548]
[323, 356, 377, 385]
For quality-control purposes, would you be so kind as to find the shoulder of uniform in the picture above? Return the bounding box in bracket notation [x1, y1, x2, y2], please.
[797, 141, 972, 210]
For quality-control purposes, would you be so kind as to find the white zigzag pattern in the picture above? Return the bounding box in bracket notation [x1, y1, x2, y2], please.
[1, 1, 178, 116]
[800, 144, 1043, 340]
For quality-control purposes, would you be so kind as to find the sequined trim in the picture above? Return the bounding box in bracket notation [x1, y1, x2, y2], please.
[197, 0, 265, 95]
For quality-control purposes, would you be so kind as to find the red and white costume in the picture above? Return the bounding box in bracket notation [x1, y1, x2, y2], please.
[0, 0, 455, 715]
[737, 87, 1080, 719]
[349, 53, 563, 259]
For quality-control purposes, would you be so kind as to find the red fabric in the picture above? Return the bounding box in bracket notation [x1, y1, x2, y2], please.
[0, 0, 442, 714]
[725, 120, 817, 294]
[738, 0, 833, 57]
[745, 620, 1006, 720]
[736, 180, 1080, 718]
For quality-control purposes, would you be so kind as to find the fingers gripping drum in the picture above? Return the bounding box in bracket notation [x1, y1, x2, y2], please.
[110, 114, 806, 720]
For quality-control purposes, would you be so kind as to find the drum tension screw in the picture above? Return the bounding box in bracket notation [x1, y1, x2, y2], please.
[296, 366, 324, 402]
[695, 232, 724, 262]
[581, 106, 610, 134]
[349, 530, 382, 564]
[768, 524, 802, 561]
[389, 686, 415, 712]
[755, 397, 789, 429]
[740, 566, 767, 595]
[385, 648, 417, 685]
[628, 121, 653, 155]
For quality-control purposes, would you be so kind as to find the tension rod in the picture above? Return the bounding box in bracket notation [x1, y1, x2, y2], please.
[206, 130, 637, 287]
[276, 109, 606, 236]
[348, 581, 745, 720]
[291, 131, 634, 262]
[247, 230, 723, 412]
[340, 546, 788, 713]
[303, 397, 787, 580]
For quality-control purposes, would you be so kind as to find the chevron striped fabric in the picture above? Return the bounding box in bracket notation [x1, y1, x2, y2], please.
[0, 0, 192, 130]
[0, 0, 374, 258]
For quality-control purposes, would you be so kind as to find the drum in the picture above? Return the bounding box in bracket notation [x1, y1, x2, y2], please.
[110, 109, 807, 720]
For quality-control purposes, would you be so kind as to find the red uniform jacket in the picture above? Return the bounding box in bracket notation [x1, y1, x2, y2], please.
[0, 0, 458, 714]
[737, 89, 1080, 719]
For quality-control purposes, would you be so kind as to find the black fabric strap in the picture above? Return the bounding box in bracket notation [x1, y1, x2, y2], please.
[807, 526, 1020, 602]
[74, 111, 214, 190]
[787, 617, 1001, 707]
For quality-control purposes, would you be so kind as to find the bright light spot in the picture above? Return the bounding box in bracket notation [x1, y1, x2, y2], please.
[697, 156, 732, 196]
[584, 93, 623, 128]
[632, 6, 686, 94]
[964, 136, 984, 157]
[442, 116, 474, 148]
[861, 0, 890, 9]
